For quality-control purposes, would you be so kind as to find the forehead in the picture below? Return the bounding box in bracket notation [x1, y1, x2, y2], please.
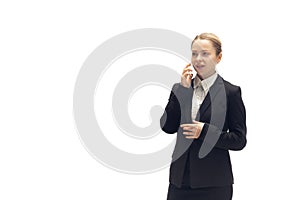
[192, 39, 214, 51]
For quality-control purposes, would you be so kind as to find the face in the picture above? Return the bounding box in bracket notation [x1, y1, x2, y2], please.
[191, 39, 222, 80]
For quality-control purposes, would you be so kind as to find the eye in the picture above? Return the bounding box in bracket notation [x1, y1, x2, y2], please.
[192, 52, 197, 57]
[202, 52, 209, 56]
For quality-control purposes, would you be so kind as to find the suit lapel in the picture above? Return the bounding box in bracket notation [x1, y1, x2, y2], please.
[196, 75, 224, 120]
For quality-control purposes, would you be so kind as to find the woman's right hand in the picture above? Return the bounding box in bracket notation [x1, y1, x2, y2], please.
[180, 63, 193, 88]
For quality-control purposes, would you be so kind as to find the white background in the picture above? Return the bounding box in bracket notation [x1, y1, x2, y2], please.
[1, 0, 300, 199]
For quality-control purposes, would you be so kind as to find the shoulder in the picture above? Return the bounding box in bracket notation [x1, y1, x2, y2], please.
[171, 82, 181, 90]
[219, 76, 242, 97]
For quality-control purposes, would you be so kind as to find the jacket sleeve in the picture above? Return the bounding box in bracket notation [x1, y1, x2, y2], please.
[199, 86, 247, 151]
[160, 83, 193, 134]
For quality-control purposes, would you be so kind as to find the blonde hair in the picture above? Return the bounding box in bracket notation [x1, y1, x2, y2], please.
[191, 33, 222, 56]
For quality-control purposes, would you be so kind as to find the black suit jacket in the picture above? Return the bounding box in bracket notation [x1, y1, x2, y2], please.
[160, 75, 247, 188]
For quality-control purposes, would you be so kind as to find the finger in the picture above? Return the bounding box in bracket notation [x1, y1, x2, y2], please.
[183, 64, 192, 71]
[182, 73, 193, 80]
[182, 126, 193, 129]
[181, 123, 197, 127]
[185, 131, 200, 139]
[182, 69, 193, 75]
[183, 63, 191, 70]
[183, 66, 192, 71]
[182, 131, 194, 135]
[181, 127, 196, 133]
[185, 135, 197, 139]
[180, 124, 193, 128]
[182, 71, 192, 77]
[182, 66, 193, 79]
[192, 120, 200, 124]
[183, 64, 191, 69]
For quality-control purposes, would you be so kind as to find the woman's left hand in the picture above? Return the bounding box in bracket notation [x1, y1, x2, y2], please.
[180, 120, 205, 139]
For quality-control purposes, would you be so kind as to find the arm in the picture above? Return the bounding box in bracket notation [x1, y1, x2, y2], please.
[160, 83, 193, 134]
[200, 86, 247, 150]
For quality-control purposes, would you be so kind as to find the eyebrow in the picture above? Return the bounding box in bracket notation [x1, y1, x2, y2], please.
[192, 49, 209, 52]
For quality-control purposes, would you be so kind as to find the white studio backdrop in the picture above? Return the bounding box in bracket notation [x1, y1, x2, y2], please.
[1, 0, 299, 199]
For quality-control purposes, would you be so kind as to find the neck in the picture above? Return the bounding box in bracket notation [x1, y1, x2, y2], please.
[197, 74, 204, 80]
[197, 71, 216, 81]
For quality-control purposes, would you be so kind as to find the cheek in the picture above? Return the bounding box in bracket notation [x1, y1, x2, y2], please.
[191, 57, 196, 63]
[205, 57, 217, 65]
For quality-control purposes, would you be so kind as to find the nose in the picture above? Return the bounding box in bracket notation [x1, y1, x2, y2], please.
[196, 54, 203, 61]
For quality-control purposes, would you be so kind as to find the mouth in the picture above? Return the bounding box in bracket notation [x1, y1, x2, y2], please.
[194, 65, 205, 69]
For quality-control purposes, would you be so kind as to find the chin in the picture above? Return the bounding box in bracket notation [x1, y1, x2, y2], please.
[195, 73, 204, 79]
[194, 69, 205, 76]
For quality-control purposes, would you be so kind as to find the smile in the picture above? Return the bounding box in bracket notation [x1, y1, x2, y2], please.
[194, 65, 205, 69]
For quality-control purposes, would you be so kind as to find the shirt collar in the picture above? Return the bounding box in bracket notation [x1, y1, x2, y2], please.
[193, 72, 218, 91]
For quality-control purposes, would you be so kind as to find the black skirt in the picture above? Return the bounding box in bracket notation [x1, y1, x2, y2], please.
[166, 183, 233, 200]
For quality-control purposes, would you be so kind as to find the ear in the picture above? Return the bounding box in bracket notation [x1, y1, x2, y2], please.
[216, 52, 222, 63]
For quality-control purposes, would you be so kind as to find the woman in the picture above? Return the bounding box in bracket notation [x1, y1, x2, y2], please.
[160, 33, 247, 200]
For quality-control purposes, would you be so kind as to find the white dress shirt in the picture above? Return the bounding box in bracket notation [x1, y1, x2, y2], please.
[191, 72, 218, 120]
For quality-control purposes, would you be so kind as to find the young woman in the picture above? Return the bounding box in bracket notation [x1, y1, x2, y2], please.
[160, 33, 247, 200]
